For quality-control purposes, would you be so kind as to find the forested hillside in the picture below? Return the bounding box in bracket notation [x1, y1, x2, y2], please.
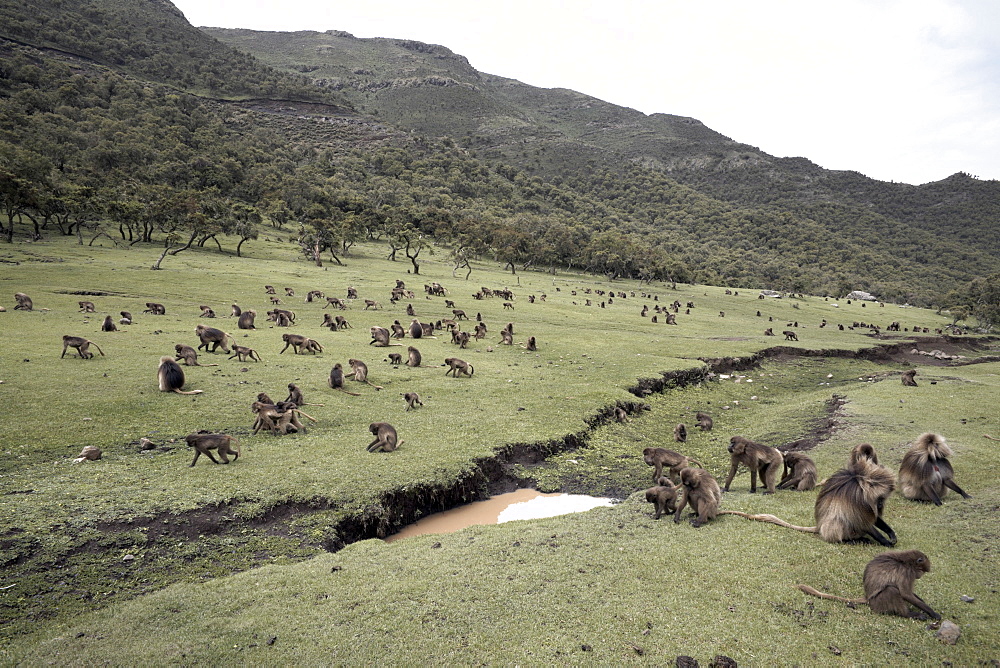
[0, 0, 997, 307]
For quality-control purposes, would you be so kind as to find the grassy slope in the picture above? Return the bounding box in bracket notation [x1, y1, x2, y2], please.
[2, 236, 998, 664]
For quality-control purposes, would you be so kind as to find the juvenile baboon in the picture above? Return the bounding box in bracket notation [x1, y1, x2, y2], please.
[473, 323, 487, 340]
[402, 392, 423, 411]
[231, 304, 242, 317]
[251, 401, 307, 435]
[120, 310, 133, 325]
[267, 308, 296, 325]
[186, 432, 241, 466]
[228, 345, 262, 362]
[195, 324, 234, 353]
[285, 383, 324, 407]
[390, 321, 406, 338]
[101, 315, 118, 332]
[443, 357, 474, 377]
[505, 322, 515, 336]
[348, 359, 383, 389]
[280, 333, 323, 354]
[321, 313, 337, 329]
[797, 550, 940, 619]
[783, 330, 799, 341]
[364, 299, 381, 310]
[370, 326, 399, 347]
[61, 335, 105, 359]
[850, 443, 879, 466]
[901, 369, 918, 387]
[328, 363, 361, 395]
[673, 467, 722, 527]
[642, 447, 703, 484]
[696, 411, 713, 431]
[764, 328, 775, 336]
[898, 432, 971, 505]
[454, 331, 471, 349]
[724, 436, 784, 494]
[498, 329, 513, 345]
[305, 290, 324, 303]
[406, 346, 424, 368]
[420, 321, 436, 337]
[269, 297, 282, 305]
[175, 343, 219, 367]
[777, 451, 818, 491]
[674, 423, 687, 443]
[14, 293, 33, 310]
[367, 422, 401, 453]
[79, 301, 96, 313]
[257, 392, 274, 405]
[199, 305, 216, 318]
[347, 286, 359, 299]
[386, 352, 403, 364]
[237, 310, 256, 330]
[144, 302, 165, 315]
[645, 477, 679, 519]
[157, 356, 202, 394]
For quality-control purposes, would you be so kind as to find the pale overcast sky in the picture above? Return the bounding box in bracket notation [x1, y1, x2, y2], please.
[171, 0, 1000, 186]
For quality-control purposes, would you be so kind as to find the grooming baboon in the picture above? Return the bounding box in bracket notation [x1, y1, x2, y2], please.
[195, 324, 234, 353]
[443, 357, 474, 377]
[645, 477, 679, 519]
[157, 356, 202, 394]
[186, 432, 241, 466]
[237, 310, 256, 330]
[797, 550, 940, 619]
[14, 292, 33, 310]
[724, 436, 784, 494]
[674, 467, 722, 527]
[783, 330, 798, 341]
[643, 447, 703, 484]
[120, 311, 133, 325]
[251, 401, 307, 435]
[347, 286, 359, 299]
[328, 363, 361, 395]
[674, 423, 687, 443]
[79, 301, 96, 313]
[257, 392, 274, 405]
[696, 411, 713, 431]
[199, 305, 216, 318]
[420, 321, 436, 337]
[850, 443, 879, 466]
[473, 323, 487, 340]
[280, 333, 323, 354]
[370, 326, 399, 347]
[901, 369, 918, 387]
[61, 335, 105, 359]
[101, 315, 118, 332]
[285, 383, 324, 407]
[402, 392, 424, 411]
[898, 432, 971, 505]
[777, 451, 818, 491]
[764, 328, 774, 336]
[348, 358, 383, 389]
[406, 346, 425, 368]
[144, 302, 165, 315]
[228, 345, 262, 362]
[367, 422, 401, 453]
[175, 343, 219, 367]
[390, 321, 406, 338]
[305, 290, 324, 302]
[386, 352, 403, 364]
[231, 304, 242, 317]
[267, 308, 295, 325]
[498, 329, 513, 345]
[454, 331, 471, 349]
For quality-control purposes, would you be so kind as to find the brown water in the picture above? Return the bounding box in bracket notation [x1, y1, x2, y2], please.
[385, 489, 615, 543]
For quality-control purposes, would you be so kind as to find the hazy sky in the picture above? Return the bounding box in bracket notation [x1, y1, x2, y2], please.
[171, 0, 1000, 185]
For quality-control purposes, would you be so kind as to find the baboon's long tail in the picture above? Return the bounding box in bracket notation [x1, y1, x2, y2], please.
[795, 585, 865, 604]
[687, 459, 704, 469]
[172, 388, 204, 395]
[719, 510, 817, 533]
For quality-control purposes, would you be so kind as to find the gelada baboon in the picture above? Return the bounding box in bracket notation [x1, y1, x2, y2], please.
[724, 436, 783, 494]
[101, 315, 118, 332]
[783, 330, 799, 341]
[498, 329, 513, 345]
[645, 477, 678, 520]
[402, 392, 423, 410]
[674, 467, 722, 527]
[386, 352, 403, 364]
[186, 432, 241, 466]
[79, 301, 96, 313]
[674, 423, 687, 443]
[406, 346, 423, 368]
[175, 343, 218, 367]
[642, 447, 703, 484]
[157, 356, 203, 394]
[850, 443, 879, 466]
[251, 401, 310, 435]
[328, 363, 361, 396]
[367, 422, 401, 452]
[144, 302, 165, 315]
[14, 293, 33, 310]
[764, 328, 775, 336]
[443, 357, 474, 377]
[696, 411, 713, 431]
[777, 451, 818, 491]
[199, 305, 215, 318]
[614, 406, 628, 423]
[370, 326, 400, 347]
[228, 345, 261, 363]
[348, 359, 383, 389]
[408, 319, 423, 339]
[285, 383, 324, 407]
[280, 333, 323, 354]
[901, 369, 918, 387]
[797, 550, 940, 620]
[237, 310, 256, 330]
[61, 335, 105, 359]
[231, 304, 242, 317]
[522, 336, 537, 351]
[898, 432, 971, 505]
[120, 311, 133, 325]
[195, 324, 234, 353]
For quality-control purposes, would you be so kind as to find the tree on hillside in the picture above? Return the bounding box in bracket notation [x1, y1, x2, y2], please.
[967, 273, 1000, 331]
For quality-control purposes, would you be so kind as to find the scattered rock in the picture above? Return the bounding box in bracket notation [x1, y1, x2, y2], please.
[828, 646, 842, 656]
[676, 656, 699, 668]
[580, 644, 592, 652]
[959, 595, 975, 603]
[139, 438, 156, 451]
[710, 656, 738, 668]
[266, 636, 277, 646]
[935, 620, 960, 645]
[72, 446, 102, 463]
[122, 554, 135, 562]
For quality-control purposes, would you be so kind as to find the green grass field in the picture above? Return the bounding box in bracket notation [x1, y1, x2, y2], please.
[1, 235, 998, 665]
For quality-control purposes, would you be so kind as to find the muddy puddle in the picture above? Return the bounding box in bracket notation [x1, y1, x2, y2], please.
[385, 489, 616, 542]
